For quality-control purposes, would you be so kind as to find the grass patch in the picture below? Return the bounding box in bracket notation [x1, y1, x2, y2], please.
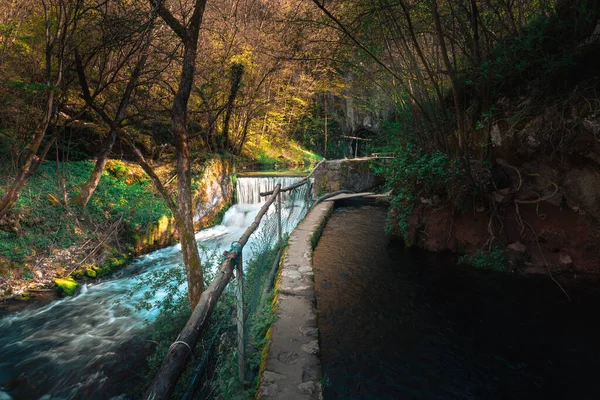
[0, 160, 170, 262]
[459, 248, 508, 272]
[242, 136, 321, 169]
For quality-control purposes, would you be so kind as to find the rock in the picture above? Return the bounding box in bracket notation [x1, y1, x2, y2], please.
[507, 242, 529, 267]
[298, 381, 317, 395]
[262, 370, 287, 383]
[260, 383, 280, 397]
[311, 159, 384, 197]
[491, 124, 502, 147]
[85, 268, 97, 278]
[54, 278, 79, 296]
[277, 351, 299, 364]
[15, 292, 31, 301]
[299, 327, 319, 337]
[508, 242, 527, 252]
[524, 266, 546, 275]
[282, 270, 302, 280]
[562, 166, 600, 219]
[492, 188, 514, 204]
[559, 253, 573, 266]
[301, 340, 319, 355]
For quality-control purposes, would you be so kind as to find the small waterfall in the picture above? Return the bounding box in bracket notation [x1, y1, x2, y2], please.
[0, 175, 309, 400]
[236, 176, 308, 204]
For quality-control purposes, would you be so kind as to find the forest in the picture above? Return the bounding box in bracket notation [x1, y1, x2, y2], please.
[1, 0, 600, 398]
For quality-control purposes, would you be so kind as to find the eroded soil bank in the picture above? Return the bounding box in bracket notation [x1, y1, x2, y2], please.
[313, 200, 600, 399]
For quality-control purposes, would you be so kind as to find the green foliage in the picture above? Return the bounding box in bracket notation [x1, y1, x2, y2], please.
[290, 102, 345, 159]
[7, 79, 58, 93]
[372, 128, 463, 235]
[105, 160, 130, 178]
[0, 160, 169, 262]
[22, 267, 35, 280]
[459, 248, 508, 272]
[469, 1, 600, 101]
[242, 135, 321, 169]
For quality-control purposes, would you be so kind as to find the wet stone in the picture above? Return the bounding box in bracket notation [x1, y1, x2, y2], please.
[298, 381, 317, 395]
[278, 351, 299, 364]
[263, 370, 287, 383]
[302, 364, 319, 381]
[298, 266, 312, 274]
[282, 270, 302, 280]
[299, 327, 318, 337]
[301, 340, 319, 355]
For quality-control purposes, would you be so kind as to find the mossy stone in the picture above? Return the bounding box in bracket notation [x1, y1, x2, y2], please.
[54, 278, 79, 296]
[71, 269, 85, 279]
[85, 268, 97, 278]
[15, 292, 31, 301]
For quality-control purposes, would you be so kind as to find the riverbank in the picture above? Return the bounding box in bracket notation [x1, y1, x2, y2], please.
[0, 155, 234, 305]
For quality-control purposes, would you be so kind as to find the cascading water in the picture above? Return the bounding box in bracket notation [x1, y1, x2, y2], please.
[0, 176, 309, 400]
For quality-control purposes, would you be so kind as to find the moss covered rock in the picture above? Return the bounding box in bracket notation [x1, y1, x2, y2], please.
[71, 269, 85, 279]
[15, 292, 31, 301]
[84, 268, 97, 278]
[54, 278, 79, 296]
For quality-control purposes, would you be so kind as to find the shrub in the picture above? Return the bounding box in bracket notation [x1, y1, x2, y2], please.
[372, 133, 464, 236]
[459, 248, 508, 272]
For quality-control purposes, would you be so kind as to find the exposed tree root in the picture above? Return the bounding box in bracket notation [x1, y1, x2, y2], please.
[522, 219, 571, 302]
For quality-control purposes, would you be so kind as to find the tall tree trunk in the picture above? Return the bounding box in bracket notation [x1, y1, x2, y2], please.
[432, 0, 465, 152]
[0, 110, 52, 219]
[153, 0, 209, 307]
[174, 40, 204, 308]
[72, 130, 117, 207]
[221, 63, 244, 151]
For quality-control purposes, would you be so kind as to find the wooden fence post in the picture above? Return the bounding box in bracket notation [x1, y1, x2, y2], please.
[235, 250, 245, 383]
[277, 191, 282, 243]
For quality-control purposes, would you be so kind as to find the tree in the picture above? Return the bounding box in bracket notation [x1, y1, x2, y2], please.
[0, 0, 83, 222]
[152, 0, 209, 308]
[72, 4, 155, 207]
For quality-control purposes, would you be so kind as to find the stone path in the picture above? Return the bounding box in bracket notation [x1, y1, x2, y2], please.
[259, 201, 334, 400]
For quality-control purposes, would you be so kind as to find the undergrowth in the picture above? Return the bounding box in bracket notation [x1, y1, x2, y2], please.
[459, 248, 508, 272]
[0, 160, 170, 261]
[372, 122, 465, 237]
[242, 135, 321, 169]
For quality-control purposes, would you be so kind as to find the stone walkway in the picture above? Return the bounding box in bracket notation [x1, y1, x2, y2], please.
[259, 201, 334, 400]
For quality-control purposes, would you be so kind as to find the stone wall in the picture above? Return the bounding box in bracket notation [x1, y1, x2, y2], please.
[311, 158, 384, 198]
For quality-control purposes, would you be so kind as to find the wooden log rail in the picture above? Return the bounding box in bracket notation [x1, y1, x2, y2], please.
[145, 184, 282, 400]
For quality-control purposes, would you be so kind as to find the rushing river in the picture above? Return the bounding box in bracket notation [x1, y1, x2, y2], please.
[0, 176, 309, 400]
[313, 199, 600, 400]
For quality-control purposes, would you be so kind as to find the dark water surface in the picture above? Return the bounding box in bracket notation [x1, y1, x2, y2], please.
[313, 201, 600, 400]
